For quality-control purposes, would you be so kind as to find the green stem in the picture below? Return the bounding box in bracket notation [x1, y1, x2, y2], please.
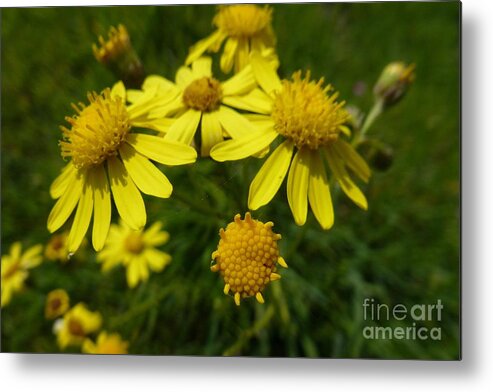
[354, 99, 384, 146]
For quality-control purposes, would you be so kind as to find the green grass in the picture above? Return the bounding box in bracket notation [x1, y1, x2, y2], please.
[1, 2, 460, 358]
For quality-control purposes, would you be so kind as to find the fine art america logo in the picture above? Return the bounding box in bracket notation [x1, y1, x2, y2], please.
[362, 298, 443, 341]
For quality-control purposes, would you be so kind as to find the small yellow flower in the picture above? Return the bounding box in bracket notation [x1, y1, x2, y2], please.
[55, 303, 102, 349]
[44, 232, 70, 262]
[45, 289, 70, 319]
[47, 82, 197, 253]
[97, 221, 171, 288]
[82, 331, 129, 354]
[211, 212, 287, 306]
[93, 25, 131, 64]
[186, 5, 277, 73]
[1, 242, 43, 307]
[211, 54, 371, 230]
[129, 57, 267, 157]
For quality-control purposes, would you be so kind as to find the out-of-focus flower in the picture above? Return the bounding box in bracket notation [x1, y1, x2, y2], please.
[211, 212, 287, 305]
[93, 24, 144, 88]
[82, 331, 129, 354]
[44, 232, 70, 262]
[211, 54, 371, 229]
[56, 303, 102, 349]
[97, 221, 171, 288]
[47, 82, 197, 253]
[45, 289, 70, 319]
[186, 5, 277, 73]
[373, 62, 416, 107]
[1, 242, 42, 307]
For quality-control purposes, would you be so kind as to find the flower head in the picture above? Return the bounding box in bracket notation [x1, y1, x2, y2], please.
[373, 61, 416, 107]
[44, 232, 73, 262]
[186, 5, 277, 73]
[211, 212, 287, 305]
[55, 303, 102, 349]
[133, 57, 263, 157]
[47, 82, 197, 253]
[211, 54, 371, 229]
[45, 289, 70, 319]
[1, 242, 42, 307]
[97, 221, 171, 288]
[82, 331, 129, 354]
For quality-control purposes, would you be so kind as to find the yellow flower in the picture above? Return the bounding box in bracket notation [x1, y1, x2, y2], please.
[186, 5, 277, 73]
[211, 54, 371, 230]
[92, 24, 131, 64]
[44, 232, 70, 262]
[55, 303, 102, 349]
[82, 331, 129, 354]
[130, 57, 267, 157]
[1, 242, 42, 307]
[47, 82, 197, 253]
[97, 221, 171, 288]
[211, 212, 287, 306]
[45, 289, 70, 319]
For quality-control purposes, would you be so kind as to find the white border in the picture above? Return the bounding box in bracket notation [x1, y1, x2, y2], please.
[2, 0, 493, 390]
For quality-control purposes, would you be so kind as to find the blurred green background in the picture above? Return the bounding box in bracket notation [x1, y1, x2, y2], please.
[1, 2, 460, 358]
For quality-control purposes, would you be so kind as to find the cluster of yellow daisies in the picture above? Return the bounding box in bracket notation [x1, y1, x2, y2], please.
[2, 5, 414, 353]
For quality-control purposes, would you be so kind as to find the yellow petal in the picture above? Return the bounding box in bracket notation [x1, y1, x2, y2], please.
[47, 169, 83, 233]
[175, 66, 195, 89]
[220, 37, 238, 74]
[222, 88, 272, 114]
[234, 38, 250, 73]
[111, 81, 126, 100]
[144, 248, 171, 272]
[120, 143, 172, 198]
[126, 89, 144, 104]
[287, 148, 310, 226]
[68, 177, 93, 253]
[201, 111, 224, 157]
[333, 139, 371, 183]
[107, 156, 146, 230]
[210, 128, 277, 162]
[142, 75, 175, 93]
[325, 146, 368, 210]
[248, 140, 294, 210]
[185, 30, 226, 65]
[88, 165, 111, 252]
[50, 162, 76, 199]
[216, 105, 257, 139]
[126, 260, 140, 288]
[221, 65, 256, 96]
[192, 56, 212, 78]
[164, 109, 202, 145]
[127, 134, 197, 166]
[130, 117, 174, 134]
[308, 151, 334, 230]
[250, 51, 282, 96]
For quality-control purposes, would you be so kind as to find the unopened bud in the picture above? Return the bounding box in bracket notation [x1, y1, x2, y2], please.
[359, 139, 394, 172]
[373, 62, 415, 108]
[92, 24, 144, 88]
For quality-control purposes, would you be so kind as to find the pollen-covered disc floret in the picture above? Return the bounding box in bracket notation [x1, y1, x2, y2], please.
[211, 212, 287, 306]
[182, 77, 223, 112]
[59, 88, 131, 169]
[272, 71, 350, 150]
[214, 5, 272, 39]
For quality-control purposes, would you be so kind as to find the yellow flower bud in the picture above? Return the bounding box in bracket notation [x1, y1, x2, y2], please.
[373, 62, 415, 107]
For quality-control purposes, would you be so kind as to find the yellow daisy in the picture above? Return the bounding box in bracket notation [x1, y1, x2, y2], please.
[47, 82, 197, 254]
[97, 220, 171, 288]
[82, 331, 129, 354]
[1, 242, 43, 307]
[211, 54, 371, 230]
[130, 56, 267, 157]
[55, 303, 102, 349]
[211, 212, 287, 306]
[186, 5, 277, 73]
[45, 289, 70, 320]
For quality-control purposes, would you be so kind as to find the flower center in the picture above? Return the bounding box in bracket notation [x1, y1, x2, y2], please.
[182, 77, 223, 112]
[59, 89, 131, 169]
[211, 213, 283, 301]
[124, 232, 145, 254]
[68, 319, 85, 337]
[50, 298, 62, 311]
[271, 71, 349, 150]
[214, 5, 272, 38]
